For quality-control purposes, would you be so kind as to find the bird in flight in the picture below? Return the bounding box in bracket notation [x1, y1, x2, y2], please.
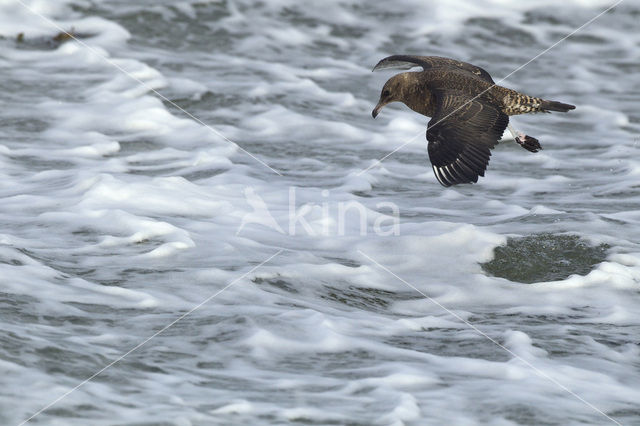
[372, 55, 575, 187]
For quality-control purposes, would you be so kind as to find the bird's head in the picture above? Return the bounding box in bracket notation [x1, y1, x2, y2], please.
[372, 74, 407, 118]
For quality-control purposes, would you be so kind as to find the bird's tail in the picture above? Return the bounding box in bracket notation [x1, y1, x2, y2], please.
[539, 99, 576, 112]
[502, 90, 576, 115]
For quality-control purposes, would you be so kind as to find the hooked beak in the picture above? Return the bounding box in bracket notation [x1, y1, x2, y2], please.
[372, 101, 385, 119]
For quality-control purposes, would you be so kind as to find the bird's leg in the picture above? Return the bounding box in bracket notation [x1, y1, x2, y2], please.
[508, 123, 542, 153]
[507, 123, 520, 140]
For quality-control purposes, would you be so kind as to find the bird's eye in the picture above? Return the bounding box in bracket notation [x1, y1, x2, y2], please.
[382, 89, 390, 97]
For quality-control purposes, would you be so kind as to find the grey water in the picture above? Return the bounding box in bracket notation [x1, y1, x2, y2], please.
[1, 1, 640, 425]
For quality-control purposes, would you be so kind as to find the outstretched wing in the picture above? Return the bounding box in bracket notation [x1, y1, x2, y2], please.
[372, 55, 494, 84]
[426, 91, 508, 186]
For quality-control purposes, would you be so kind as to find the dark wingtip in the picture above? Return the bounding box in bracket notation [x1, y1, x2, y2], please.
[372, 57, 385, 72]
[372, 59, 386, 72]
[372, 55, 418, 72]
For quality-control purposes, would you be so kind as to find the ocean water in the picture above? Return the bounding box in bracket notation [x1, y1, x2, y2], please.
[1, 0, 640, 425]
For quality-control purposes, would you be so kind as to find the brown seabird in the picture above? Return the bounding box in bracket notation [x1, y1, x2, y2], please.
[371, 55, 575, 187]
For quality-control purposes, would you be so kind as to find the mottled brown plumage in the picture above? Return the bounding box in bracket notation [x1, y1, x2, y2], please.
[372, 55, 576, 187]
